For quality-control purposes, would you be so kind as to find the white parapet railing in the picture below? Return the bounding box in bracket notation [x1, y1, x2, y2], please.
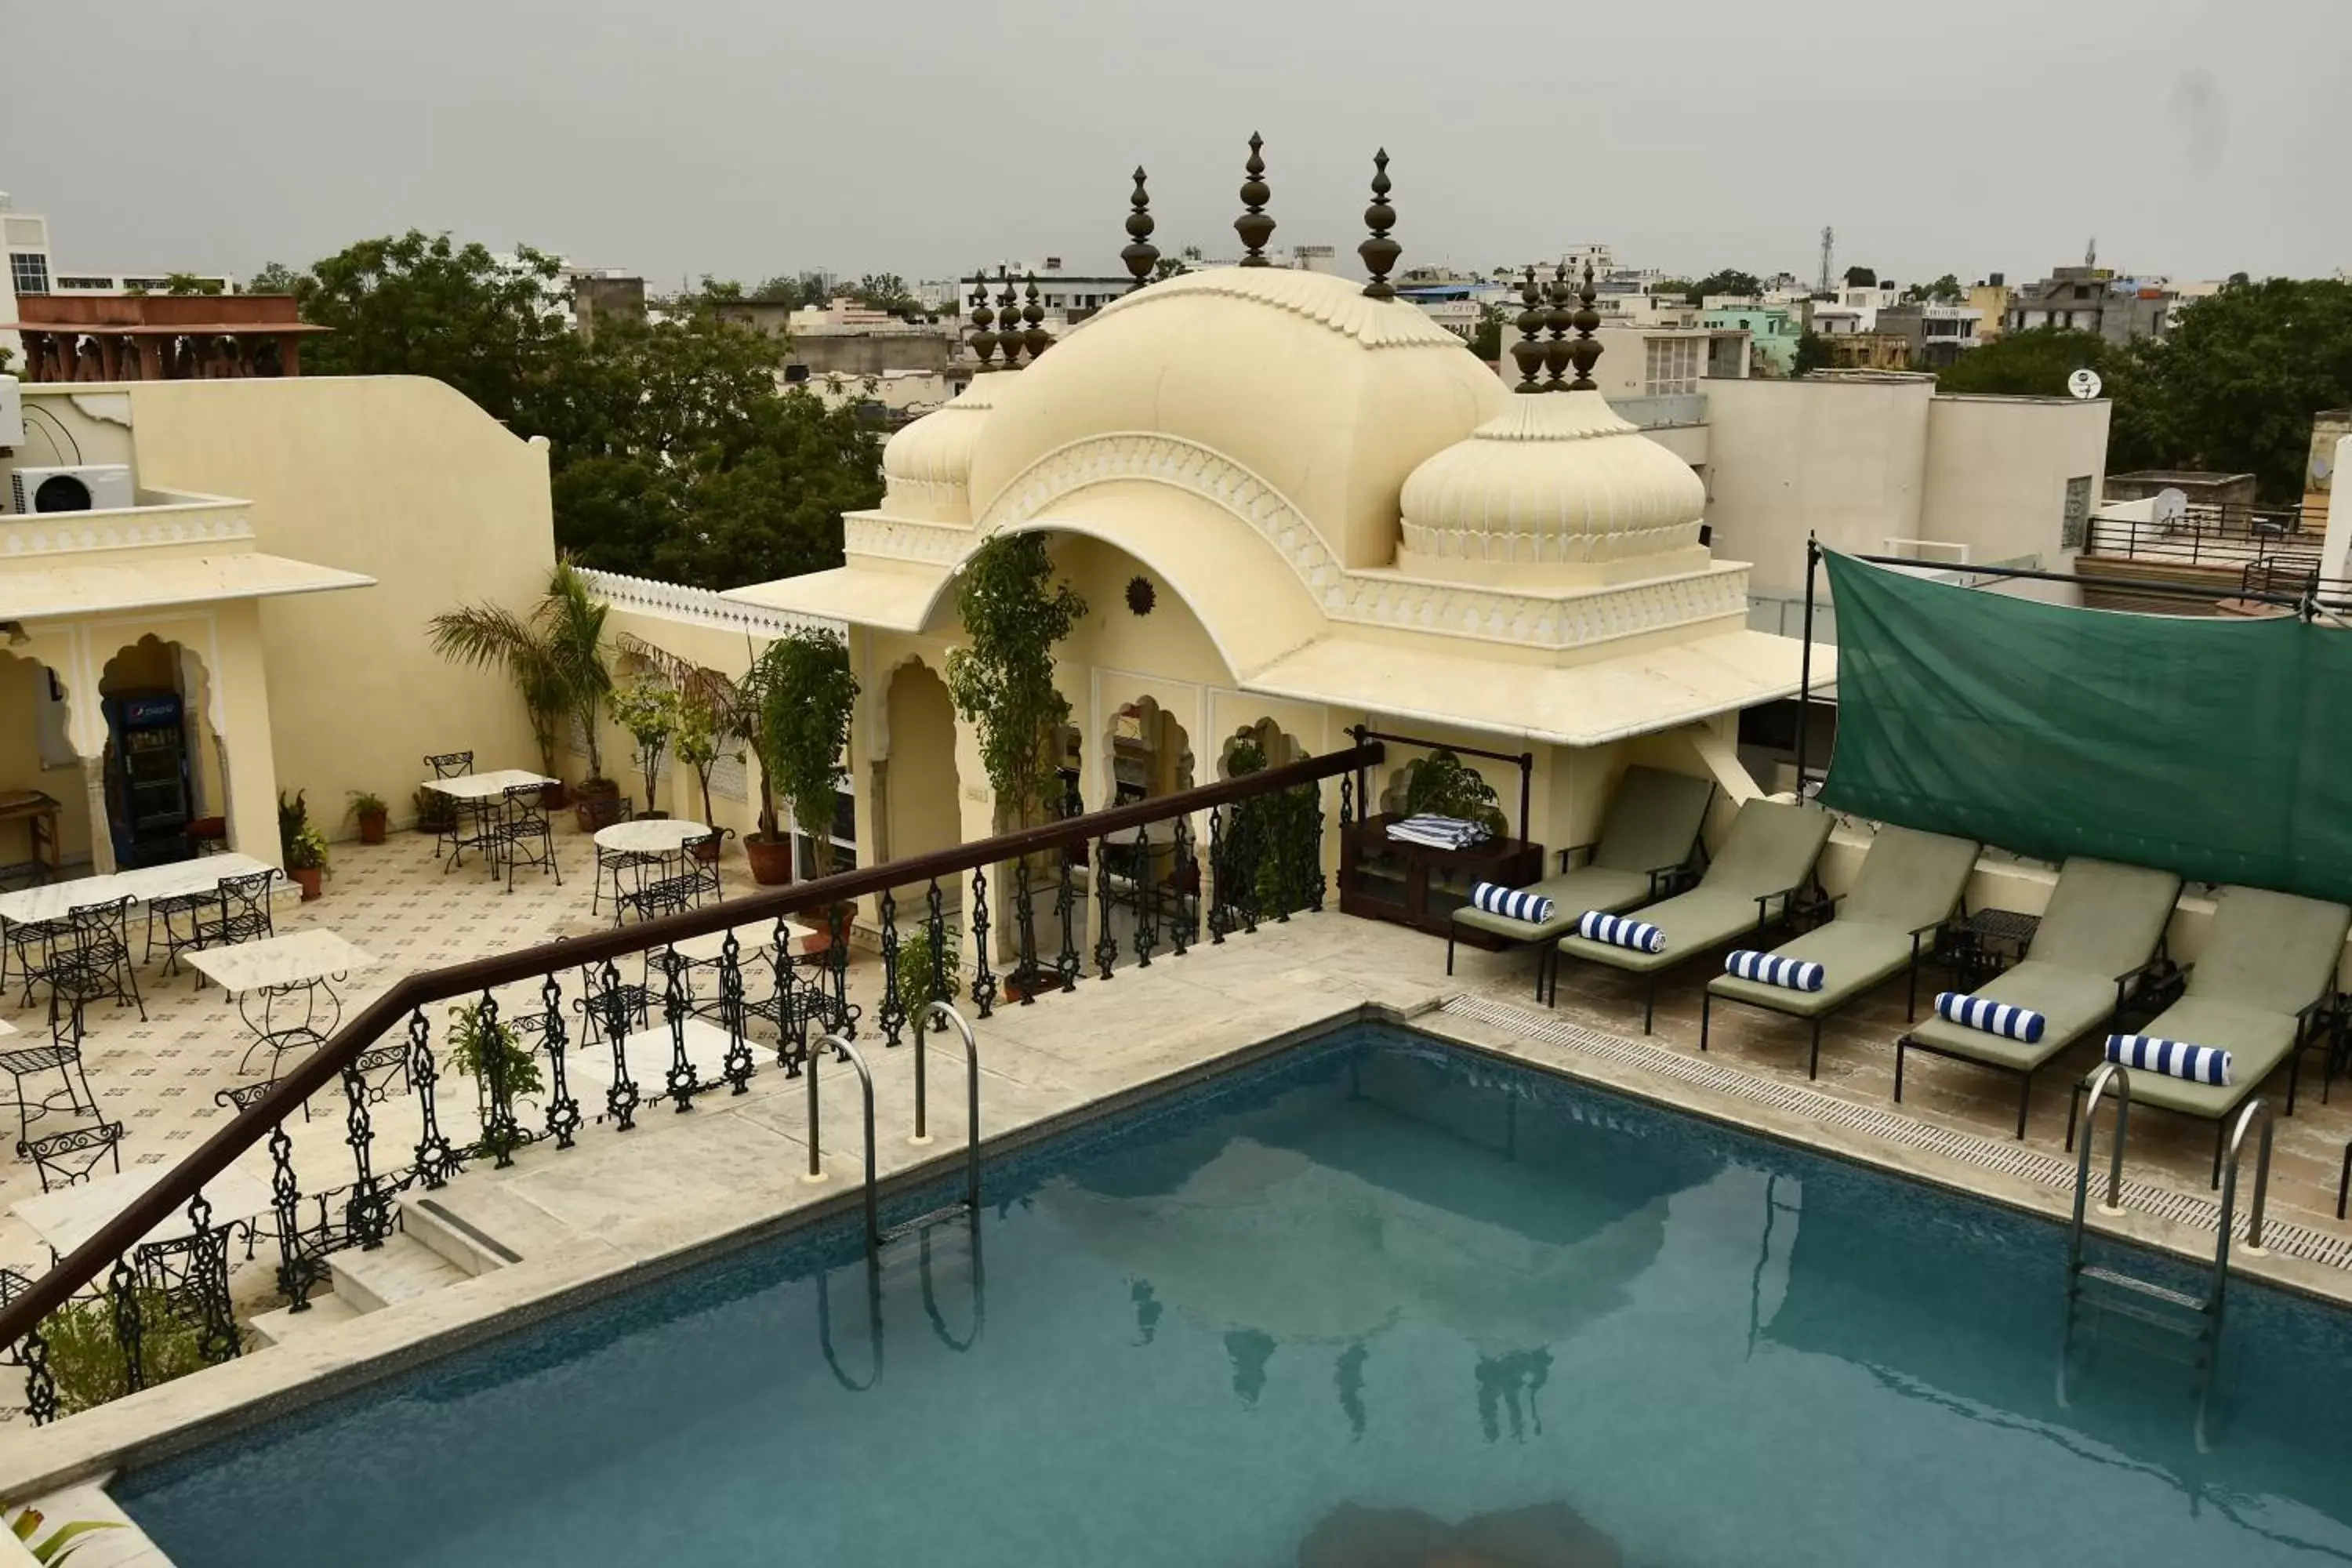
[575, 568, 844, 641]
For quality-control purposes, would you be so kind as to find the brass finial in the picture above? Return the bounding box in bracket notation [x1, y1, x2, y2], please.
[967, 271, 999, 371]
[1542, 264, 1574, 390]
[1236, 132, 1274, 267]
[1121, 167, 1160, 293]
[996, 267, 1025, 369]
[1359, 149, 1399, 300]
[1023, 273, 1051, 359]
[1509, 266, 1547, 393]
[1568, 262, 1602, 390]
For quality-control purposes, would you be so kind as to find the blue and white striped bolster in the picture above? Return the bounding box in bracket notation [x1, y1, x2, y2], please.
[1469, 881, 1555, 924]
[2105, 1033, 2233, 1086]
[1724, 949, 1824, 993]
[1578, 909, 1665, 953]
[1932, 992, 2046, 1044]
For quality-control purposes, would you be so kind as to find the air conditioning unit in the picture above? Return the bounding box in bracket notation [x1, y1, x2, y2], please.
[0, 376, 21, 449]
[9, 463, 134, 514]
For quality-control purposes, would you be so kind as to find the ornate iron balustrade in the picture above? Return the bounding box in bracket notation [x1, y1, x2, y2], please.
[0, 742, 1378, 1424]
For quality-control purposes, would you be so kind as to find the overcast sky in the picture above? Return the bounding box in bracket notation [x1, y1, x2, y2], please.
[4, 0, 2346, 291]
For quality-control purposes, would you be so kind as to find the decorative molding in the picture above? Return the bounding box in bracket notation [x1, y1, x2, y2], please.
[575, 568, 843, 639]
[0, 506, 252, 558]
[973, 432, 1748, 652]
[1085, 267, 1468, 351]
[1397, 520, 1704, 564]
[841, 512, 970, 564]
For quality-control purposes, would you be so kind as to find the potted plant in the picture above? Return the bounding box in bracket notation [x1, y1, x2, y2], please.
[674, 684, 735, 858]
[895, 927, 962, 1022]
[447, 998, 543, 1161]
[412, 786, 456, 837]
[608, 677, 681, 819]
[428, 557, 615, 830]
[745, 628, 859, 888]
[280, 789, 328, 899]
[346, 789, 389, 845]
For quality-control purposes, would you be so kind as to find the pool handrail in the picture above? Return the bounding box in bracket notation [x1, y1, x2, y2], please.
[807, 1031, 879, 1255]
[916, 1000, 982, 1216]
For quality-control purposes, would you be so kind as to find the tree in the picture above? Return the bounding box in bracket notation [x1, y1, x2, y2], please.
[1842, 265, 1878, 288]
[1693, 270, 1762, 300]
[426, 558, 614, 784]
[1468, 302, 1507, 361]
[945, 534, 1088, 831]
[1150, 256, 1191, 282]
[535, 308, 783, 465]
[753, 628, 858, 871]
[851, 272, 917, 314]
[245, 261, 304, 296]
[156, 273, 224, 296]
[1791, 331, 1832, 378]
[1652, 278, 1697, 303]
[1935, 326, 2110, 399]
[296, 230, 572, 431]
[1904, 273, 1965, 304]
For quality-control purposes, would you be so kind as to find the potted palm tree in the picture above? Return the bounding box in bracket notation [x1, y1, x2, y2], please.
[280, 790, 328, 900]
[428, 558, 617, 828]
[747, 627, 858, 889]
[346, 789, 389, 845]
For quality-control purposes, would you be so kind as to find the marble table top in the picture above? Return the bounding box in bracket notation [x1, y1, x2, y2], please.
[421, 770, 557, 802]
[14, 1163, 276, 1256]
[594, 818, 710, 855]
[186, 929, 379, 995]
[0, 854, 279, 925]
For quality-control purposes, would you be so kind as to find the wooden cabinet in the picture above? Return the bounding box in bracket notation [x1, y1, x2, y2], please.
[1339, 813, 1542, 946]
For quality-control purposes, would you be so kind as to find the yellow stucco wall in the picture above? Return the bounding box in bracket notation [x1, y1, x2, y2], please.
[119, 376, 554, 840]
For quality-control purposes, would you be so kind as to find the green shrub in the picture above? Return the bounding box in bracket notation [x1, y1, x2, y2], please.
[40, 1287, 212, 1417]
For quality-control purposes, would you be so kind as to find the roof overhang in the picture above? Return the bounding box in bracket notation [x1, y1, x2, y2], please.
[724, 561, 948, 633]
[1243, 628, 1834, 748]
[0, 553, 375, 622]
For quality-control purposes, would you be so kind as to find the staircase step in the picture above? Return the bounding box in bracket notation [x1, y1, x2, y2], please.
[2076, 1265, 2210, 1319]
[329, 1232, 468, 1314]
[247, 1290, 361, 1350]
[404, 1196, 522, 1278]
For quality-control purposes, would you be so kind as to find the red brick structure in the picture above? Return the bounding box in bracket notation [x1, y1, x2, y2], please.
[3, 293, 329, 383]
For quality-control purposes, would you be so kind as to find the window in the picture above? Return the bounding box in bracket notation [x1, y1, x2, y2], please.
[8, 252, 50, 295]
[2061, 476, 2092, 551]
[1643, 336, 1701, 397]
[792, 783, 858, 878]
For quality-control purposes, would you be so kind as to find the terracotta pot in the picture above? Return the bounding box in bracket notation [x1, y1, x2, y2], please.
[691, 835, 723, 865]
[292, 866, 323, 901]
[744, 833, 796, 886]
[539, 780, 568, 810]
[357, 811, 387, 846]
[572, 780, 625, 833]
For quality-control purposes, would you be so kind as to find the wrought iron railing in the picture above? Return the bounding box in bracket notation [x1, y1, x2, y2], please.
[2083, 507, 2311, 568]
[0, 742, 1379, 1424]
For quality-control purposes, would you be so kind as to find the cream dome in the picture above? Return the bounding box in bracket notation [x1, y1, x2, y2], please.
[965, 267, 1508, 570]
[878, 376, 996, 524]
[1396, 390, 1710, 586]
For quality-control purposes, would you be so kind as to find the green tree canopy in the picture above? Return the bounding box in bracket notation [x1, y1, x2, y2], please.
[1904, 273, 1965, 303]
[1933, 326, 2110, 399]
[1468, 302, 1506, 361]
[1652, 278, 1697, 302]
[1791, 331, 1832, 377]
[851, 272, 917, 314]
[1842, 265, 1878, 287]
[1693, 270, 1762, 299]
[245, 261, 303, 295]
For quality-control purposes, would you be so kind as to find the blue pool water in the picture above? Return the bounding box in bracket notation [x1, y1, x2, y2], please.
[122, 1026, 2352, 1566]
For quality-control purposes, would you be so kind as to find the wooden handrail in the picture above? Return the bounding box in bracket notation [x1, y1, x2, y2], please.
[0, 742, 1378, 1347]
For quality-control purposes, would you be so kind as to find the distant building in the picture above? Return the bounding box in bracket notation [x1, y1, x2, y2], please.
[1969, 275, 2009, 343]
[1871, 303, 1984, 370]
[1703, 304, 1803, 374]
[0, 190, 235, 368]
[2004, 265, 2172, 343]
[5, 293, 326, 382]
[571, 274, 646, 341]
[1823, 333, 1911, 371]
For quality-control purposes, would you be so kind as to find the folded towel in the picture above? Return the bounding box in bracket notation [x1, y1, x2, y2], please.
[2105, 1033, 2233, 1086]
[1388, 814, 1492, 851]
[1578, 909, 1664, 954]
[1724, 949, 1824, 992]
[1470, 881, 1554, 924]
[1933, 992, 2045, 1044]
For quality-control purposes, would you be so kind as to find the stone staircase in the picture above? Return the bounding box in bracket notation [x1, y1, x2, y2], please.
[248, 1196, 521, 1349]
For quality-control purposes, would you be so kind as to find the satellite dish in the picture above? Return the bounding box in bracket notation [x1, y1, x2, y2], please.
[2153, 488, 2190, 530]
[2067, 368, 2103, 401]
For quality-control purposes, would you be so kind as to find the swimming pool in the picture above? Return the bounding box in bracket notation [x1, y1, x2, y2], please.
[121, 1025, 2352, 1566]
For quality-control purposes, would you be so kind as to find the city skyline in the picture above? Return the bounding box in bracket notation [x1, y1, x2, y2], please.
[2, 0, 2345, 291]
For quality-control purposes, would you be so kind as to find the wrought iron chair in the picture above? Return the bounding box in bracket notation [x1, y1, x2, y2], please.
[489, 783, 562, 893]
[424, 750, 478, 863]
[592, 840, 665, 920]
[686, 828, 730, 906]
[18, 1118, 125, 1192]
[40, 897, 145, 1037]
[615, 851, 699, 927]
[1, 913, 72, 1007]
[0, 1029, 100, 1147]
[574, 956, 652, 1048]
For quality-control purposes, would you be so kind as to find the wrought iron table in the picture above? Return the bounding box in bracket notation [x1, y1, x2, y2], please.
[420, 771, 558, 872]
[188, 929, 381, 1080]
[13, 1163, 272, 1256]
[1946, 908, 2042, 991]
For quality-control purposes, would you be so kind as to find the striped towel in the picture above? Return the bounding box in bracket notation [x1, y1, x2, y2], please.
[1933, 992, 2046, 1044]
[1388, 814, 1492, 850]
[1470, 881, 1554, 924]
[2105, 1033, 2233, 1086]
[1578, 909, 1664, 954]
[1724, 949, 1824, 993]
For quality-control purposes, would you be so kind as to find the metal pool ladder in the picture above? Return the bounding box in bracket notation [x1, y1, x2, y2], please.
[2064, 1063, 2275, 1366]
[804, 1002, 982, 1259]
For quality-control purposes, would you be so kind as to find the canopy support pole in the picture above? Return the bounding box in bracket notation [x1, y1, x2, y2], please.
[1796, 533, 1818, 797]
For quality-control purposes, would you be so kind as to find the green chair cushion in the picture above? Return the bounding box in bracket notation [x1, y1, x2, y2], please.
[1590, 766, 1713, 877]
[2181, 886, 2350, 1014]
[1906, 960, 2124, 1071]
[1706, 921, 1918, 1018]
[1451, 866, 1653, 943]
[1838, 826, 1981, 934]
[1558, 890, 1768, 976]
[2025, 859, 2182, 977]
[1696, 799, 1836, 905]
[2109, 996, 2300, 1118]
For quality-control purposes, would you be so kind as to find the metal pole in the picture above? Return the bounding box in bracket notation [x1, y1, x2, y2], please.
[1795, 533, 1818, 794]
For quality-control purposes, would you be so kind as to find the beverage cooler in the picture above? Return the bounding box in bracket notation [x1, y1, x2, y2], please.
[105, 691, 194, 868]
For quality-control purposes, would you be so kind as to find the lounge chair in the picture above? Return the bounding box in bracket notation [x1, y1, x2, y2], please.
[2063, 885, 2348, 1187]
[1552, 797, 1834, 1033]
[1447, 765, 1714, 998]
[1893, 858, 2181, 1139]
[1700, 825, 1980, 1080]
